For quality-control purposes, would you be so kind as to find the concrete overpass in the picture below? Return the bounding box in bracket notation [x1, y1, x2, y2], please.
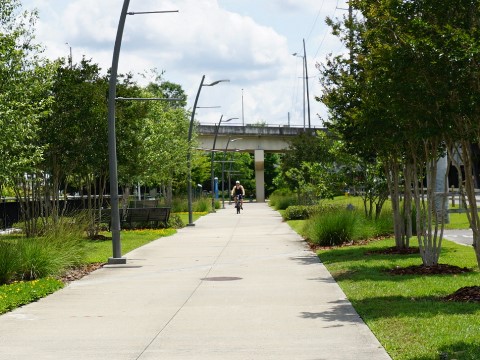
[197, 124, 323, 202]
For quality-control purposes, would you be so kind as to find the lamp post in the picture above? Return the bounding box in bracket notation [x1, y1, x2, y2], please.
[227, 149, 240, 204]
[292, 52, 305, 130]
[210, 115, 238, 212]
[222, 138, 242, 209]
[65, 42, 72, 68]
[187, 75, 229, 226]
[303, 38, 311, 130]
[241, 88, 245, 126]
[292, 38, 311, 130]
[107, 1, 177, 264]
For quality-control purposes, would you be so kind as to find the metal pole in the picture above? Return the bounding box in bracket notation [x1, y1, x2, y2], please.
[187, 75, 205, 226]
[301, 58, 306, 130]
[222, 138, 230, 209]
[107, 0, 130, 264]
[228, 152, 235, 204]
[222, 138, 241, 208]
[241, 88, 245, 126]
[210, 115, 223, 212]
[303, 38, 311, 130]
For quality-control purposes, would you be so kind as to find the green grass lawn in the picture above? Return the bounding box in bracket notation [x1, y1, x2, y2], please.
[330, 195, 472, 230]
[84, 228, 177, 263]
[445, 212, 471, 230]
[283, 196, 479, 359]
[316, 237, 480, 360]
[176, 212, 204, 225]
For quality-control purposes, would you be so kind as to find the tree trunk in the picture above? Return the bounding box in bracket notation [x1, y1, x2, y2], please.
[412, 140, 444, 266]
[385, 156, 408, 249]
[452, 140, 480, 269]
[166, 180, 173, 206]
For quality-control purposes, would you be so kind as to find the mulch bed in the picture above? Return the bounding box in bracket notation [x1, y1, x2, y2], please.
[443, 286, 480, 303]
[307, 240, 480, 303]
[387, 264, 479, 303]
[388, 263, 471, 276]
[60, 263, 105, 283]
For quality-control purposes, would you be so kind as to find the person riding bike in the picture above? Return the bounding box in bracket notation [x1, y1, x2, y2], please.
[231, 180, 245, 210]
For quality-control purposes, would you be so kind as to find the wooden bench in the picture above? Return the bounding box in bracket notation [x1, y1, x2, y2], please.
[123, 207, 170, 228]
[99, 207, 170, 229]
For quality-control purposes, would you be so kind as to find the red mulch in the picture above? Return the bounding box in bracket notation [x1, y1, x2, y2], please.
[388, 263, 471, 276]
[443, 286, 480, 303]
[387, 264, 478, 303]
[307, 240, 480, 303]
[60, 263, 104, 283]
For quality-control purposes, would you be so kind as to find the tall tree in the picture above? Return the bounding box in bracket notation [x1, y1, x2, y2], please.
[321, 0, 480, 267]
[0, 0, 53, 236]
[42, 57, 109, 235]
[140, 79, 191, 204]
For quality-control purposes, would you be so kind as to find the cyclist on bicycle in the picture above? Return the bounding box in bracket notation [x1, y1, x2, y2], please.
[231, 180, 245, 209]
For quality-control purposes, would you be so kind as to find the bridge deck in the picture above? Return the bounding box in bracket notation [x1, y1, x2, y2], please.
[197, 124, 321, 136]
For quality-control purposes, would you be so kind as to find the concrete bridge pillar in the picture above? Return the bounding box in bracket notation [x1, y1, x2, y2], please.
[255, 149, 265, 202]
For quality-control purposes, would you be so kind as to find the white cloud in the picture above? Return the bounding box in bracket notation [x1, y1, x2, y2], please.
[23, 0, 345, 127]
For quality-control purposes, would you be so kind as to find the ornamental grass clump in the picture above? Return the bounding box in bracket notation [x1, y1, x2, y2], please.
[1, 214, 88, 282]
[193, 197, 211, 212]
[283, 204, 345, 220]
[16, 224, 87, 281]
[305, 210, 357, 246]
[0, 242, 19, 284]
[269, 190, 298, 210]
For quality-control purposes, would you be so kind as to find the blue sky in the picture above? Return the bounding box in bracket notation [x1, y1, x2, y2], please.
[22, 0, 348, 127]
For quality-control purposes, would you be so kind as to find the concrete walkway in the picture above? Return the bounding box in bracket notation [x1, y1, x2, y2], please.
[442, 228, 474, 247]
[0, 203, 391, 360]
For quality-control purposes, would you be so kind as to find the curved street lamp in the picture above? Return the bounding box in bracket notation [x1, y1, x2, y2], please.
[222, 138, 242, 209]
[107, 0, 177, 263]
[292, 38, 311, 130]
[210, 115, 238, 212]
[187, 75, 229, 226]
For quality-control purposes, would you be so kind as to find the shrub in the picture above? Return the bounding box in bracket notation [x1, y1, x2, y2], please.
[269, 193, 297, 210]
[305, 210, 357, 246]
[0, 242, 18, 285]
[373, 209, 394, 236]
[283, 205, 310, 220]
[193, 197, 211, 212]
[171, 197, 218, 213]
[170, 198, 186, 212]
[268, 189, 291, 208]
[16, 215, 87, 280]
[283, 204, 345, 220]
[167, 213, 184, 229]
[16, 238, 62, 280]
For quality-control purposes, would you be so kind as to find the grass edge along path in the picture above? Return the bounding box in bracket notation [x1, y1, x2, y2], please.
[0, 212, 206, 315]
[0, 228, 175, 315]
[0, 278, 64, 315]
[315, 237, 480, 360]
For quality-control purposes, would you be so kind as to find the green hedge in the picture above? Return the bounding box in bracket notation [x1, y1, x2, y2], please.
[282, 204, 344, 220]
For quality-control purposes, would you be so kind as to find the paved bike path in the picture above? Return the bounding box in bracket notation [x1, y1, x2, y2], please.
[0, 203, 391, 359]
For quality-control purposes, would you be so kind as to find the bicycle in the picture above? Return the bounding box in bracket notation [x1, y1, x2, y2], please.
[234, 195, 242, 214]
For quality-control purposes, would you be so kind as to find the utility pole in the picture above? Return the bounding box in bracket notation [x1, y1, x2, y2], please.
[303, 38, 311, 130]
[241, 88, 245, 126]
[349, 1, 353, 75]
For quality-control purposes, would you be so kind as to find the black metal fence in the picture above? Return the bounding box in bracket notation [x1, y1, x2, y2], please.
[0, 198, 110, 229]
